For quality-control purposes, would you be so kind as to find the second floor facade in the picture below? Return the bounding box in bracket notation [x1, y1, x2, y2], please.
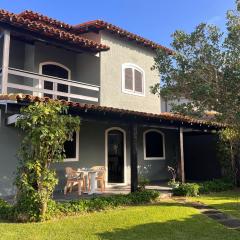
[0, 10, 172, 114]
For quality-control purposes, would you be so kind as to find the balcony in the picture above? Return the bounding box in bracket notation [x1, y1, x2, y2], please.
[0, 67, 100, 103]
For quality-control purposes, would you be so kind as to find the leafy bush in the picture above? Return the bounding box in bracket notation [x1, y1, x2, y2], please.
[138, 176, 150, 191]
[57, 190, 160, 215]
[173, 183, 200, 197]
[15, 101, 80, 222]
[172, 179, 234, 197]
[168, 180, 180, 189]
[199, 179, 234, 194]
[0, 190, 160, 221]
[0, 199, 12, 220]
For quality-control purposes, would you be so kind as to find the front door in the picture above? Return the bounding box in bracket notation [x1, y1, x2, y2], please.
[107, 129, 124, 183]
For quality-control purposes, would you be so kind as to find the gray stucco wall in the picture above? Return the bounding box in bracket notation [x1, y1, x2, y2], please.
[100, 31, 161, 114]
[0, 108, 21, 196]
[0, 110, 178, 195]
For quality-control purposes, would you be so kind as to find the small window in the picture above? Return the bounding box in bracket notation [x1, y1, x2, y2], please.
[64, 131, 79, 162]
[143, 130, 165, 160]
[122, 64, 145, 96]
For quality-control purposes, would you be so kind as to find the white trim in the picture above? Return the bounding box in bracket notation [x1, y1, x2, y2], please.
[121, 63, 145, 96]
[64, 131, 80, 162]
[39, 61, 71, 78]
[105, 127, 127, 186]
[39, 61, 71, 100]
[1, 30, 10, 94]
[143, 129, 166, 160]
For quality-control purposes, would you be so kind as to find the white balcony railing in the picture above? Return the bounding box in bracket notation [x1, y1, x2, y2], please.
[1, 67, 100, 103]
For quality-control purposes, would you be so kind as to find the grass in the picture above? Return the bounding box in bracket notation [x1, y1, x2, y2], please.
[189, 189, 240, 219]
[1, 200, 240, 240]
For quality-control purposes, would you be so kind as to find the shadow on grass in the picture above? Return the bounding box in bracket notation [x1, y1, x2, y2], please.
[97, 216, 240, 240]
[95, 201, 240, 240]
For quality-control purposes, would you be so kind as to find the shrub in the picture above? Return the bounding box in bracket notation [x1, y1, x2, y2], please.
[173, 183, 200, 197]
[138, 176, 150, 191]
[0, 199, 12, 220]
[199, 179, 234, 194]
[57, 190, 160, 215]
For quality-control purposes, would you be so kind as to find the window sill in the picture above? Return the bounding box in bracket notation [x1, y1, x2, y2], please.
[144, 157, 166, 161]
[63, 158, 79, 162]
[122, 89, 145, 97]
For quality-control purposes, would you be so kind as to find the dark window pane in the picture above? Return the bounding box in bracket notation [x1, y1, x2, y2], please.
[44, 81, 53, 90]
[145, 131, 164, 158]
[57, 83, 68, 93]
[125, 68, 133, 90]
[42, 64, 68, 79]
[64, 132, 77, 159]
[134, 69, 143, 93]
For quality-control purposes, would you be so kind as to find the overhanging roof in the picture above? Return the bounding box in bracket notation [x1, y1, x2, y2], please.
[0, 9, 109, 53]
[0, 94, 224, 130]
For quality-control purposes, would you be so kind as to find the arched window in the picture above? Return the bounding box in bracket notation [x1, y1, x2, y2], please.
[39, 62, 71, 101]
[143, 129, 165, 160]
[122, 63, 145, 96]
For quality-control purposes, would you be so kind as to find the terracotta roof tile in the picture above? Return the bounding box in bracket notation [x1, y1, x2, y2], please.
[0, 9, 109, 52]
[0, 94, 224, 128]
[74, 20, 173, 53]
[0, 9, 171, 53]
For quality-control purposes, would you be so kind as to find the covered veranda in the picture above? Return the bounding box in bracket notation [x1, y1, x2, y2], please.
[0, 94, 224, 199]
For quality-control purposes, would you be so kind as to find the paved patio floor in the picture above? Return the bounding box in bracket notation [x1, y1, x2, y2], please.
[54, 182, 172, 202]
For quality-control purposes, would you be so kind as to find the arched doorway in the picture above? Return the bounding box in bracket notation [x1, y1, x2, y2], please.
[105, 128, 126, 184]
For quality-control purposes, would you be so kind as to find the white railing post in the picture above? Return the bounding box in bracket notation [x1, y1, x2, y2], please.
[1, 30, 10, 94]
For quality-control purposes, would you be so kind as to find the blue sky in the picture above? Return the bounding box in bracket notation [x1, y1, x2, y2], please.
[0, 0, 236, 48]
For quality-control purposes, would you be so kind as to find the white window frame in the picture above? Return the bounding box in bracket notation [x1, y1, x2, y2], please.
[39, 62, 71, 99]
[105, 127, 127, 186]
[143, 129, 166, 160]
[64, 131, 80, 162]
[122, 63, 145, 96]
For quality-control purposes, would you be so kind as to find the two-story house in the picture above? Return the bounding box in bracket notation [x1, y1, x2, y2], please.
[0, 9, 222, 196]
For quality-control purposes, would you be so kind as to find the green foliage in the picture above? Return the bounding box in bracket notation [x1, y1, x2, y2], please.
[173, 183, 200, 197]
[57, 190, 160, 215]
[0, 199, 12, 220]
[168, 180, 180, 189]
[218, 128, 240, 184]
[138, 176, 150, 191]
[173, 179, 234, 197]
[151, 2, 240, 126]
[14, 100, 80, 222]
[0, 190, 159, 220]
[151, 2, 240, 187]
[199, 179, 234, 194]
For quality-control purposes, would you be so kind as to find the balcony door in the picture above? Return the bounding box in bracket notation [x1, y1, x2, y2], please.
[40, 62, 70, 101]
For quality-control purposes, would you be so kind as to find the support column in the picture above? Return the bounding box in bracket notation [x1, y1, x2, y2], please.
[179, 127, 185, 183]
[1, 30, 10, 94]
[130, 123, 138, 192]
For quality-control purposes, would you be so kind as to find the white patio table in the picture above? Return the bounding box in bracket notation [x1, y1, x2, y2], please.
[77, 168, 97, 195]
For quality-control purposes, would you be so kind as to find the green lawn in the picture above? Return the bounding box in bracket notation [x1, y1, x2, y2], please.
[189, 189, 240, 219]
[1, 200, 240, 240]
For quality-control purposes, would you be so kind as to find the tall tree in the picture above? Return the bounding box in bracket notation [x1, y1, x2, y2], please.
[151, 1, 240, 183]
[151, 1, 240, 125]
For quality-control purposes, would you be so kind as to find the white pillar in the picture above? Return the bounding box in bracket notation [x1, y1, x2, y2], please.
[1, 30, 10, 94]
[180, 127, 185, 183]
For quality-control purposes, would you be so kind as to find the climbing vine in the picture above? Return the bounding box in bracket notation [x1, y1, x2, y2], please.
[15, 100, 80, 221]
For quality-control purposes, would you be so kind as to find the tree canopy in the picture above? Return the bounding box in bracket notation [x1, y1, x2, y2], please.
[151, 1, 240, 126]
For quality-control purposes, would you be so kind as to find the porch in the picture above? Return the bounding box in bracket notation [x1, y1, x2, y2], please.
[53, 182, 172, 202]
[0, 29, 101, 104]
[0, 96, 223, 197]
